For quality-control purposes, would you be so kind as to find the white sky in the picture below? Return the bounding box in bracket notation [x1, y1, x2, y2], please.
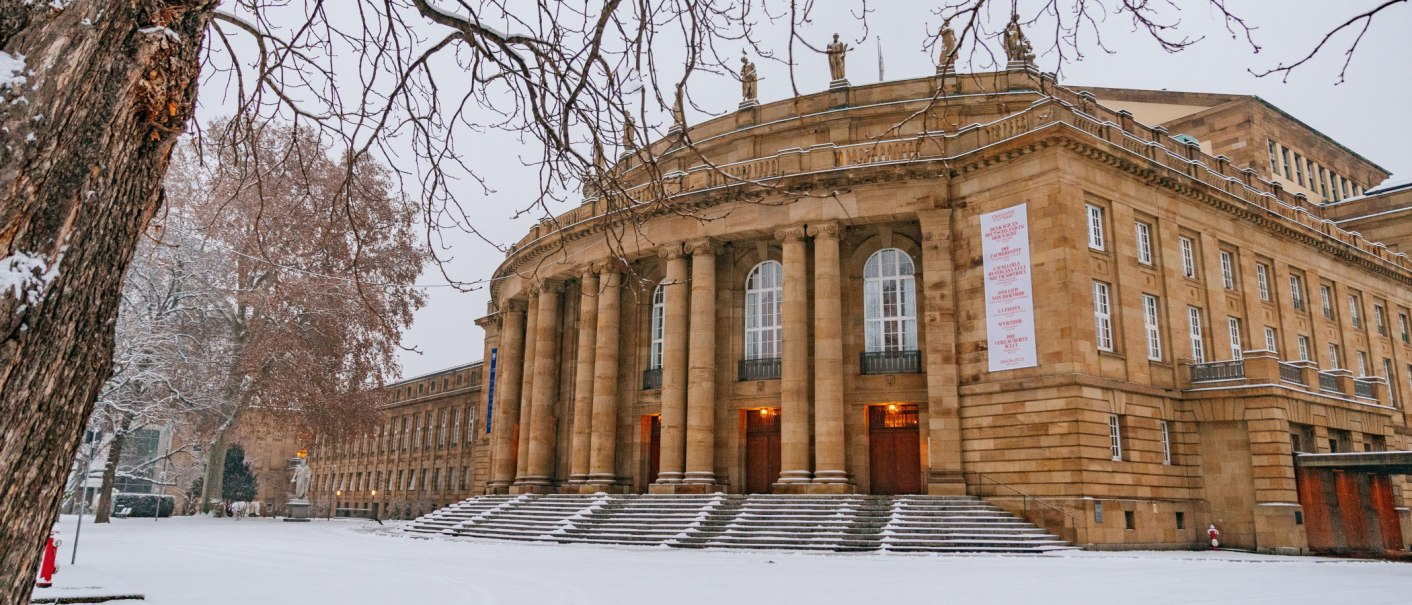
[364, 0, 1412, 379]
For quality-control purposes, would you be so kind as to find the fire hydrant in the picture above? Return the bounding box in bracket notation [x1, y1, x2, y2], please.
[35, 530, 59, 588]
[1207, 524, 1221, 551]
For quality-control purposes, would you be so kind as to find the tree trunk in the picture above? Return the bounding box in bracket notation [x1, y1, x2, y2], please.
[93, 428, 127, 524]
[199, 431, 228, 515]
[0, 3, 212, 604]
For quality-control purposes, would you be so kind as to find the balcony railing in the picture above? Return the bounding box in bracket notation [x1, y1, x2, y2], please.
[738, 357, 782, 381]
[1354, 378, 1377, 400]
[1278, 362, 1306, 385]
[1189, 360, 1245, 383]
[1318, 372, 1341, 394]
[641, 367, 662, 391]
[860, 350, 923, 375]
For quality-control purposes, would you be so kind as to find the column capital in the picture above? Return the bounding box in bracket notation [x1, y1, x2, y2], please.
[501, 298, 529, 314]
[684, 237, 721, 257]
[579, 265, 600, 281]
[531, 279, 566, 295]
[808, 221, 843, 240]
[775, 225, 808, 242]
[658, 243, 686, 261]
[590, 259, 621, 276]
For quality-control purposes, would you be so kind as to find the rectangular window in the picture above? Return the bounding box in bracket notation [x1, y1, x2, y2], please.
[1319, 166, 1330, 200]
[1328, 344, 1341, 369]
[1109, 415, 1123, 461]
[1298, 335, 1311, 361]
[1384, 359, 1397, 408]
[1142, 294, 1162, 361]
[1342, 177, 1351, 198]
[1349, 295, 1362, 328]
[1401, 312, 1410, 343]
[1160, 420, 1172, 465]
[1135, 222, 1153, 265]
[1375, 304, 1387, 336]
[1280, 145, 1292, 179]
[1255, 264, 1270, 301]
[1227, 317, 1243, 360]
[1294, 152, 1305, 186]
[1092, 282, 1113, 352]
[1289, 275, 1305, 311]
[1219, 251, 1235, 290]
[1264, 326, 1278, 354]
[1188, 307, 1205, 363]
[1320, 285, 1333, 319]
[1357, 351, 1368, 377]
[1086, 204, 1106, 250]
[1179, 237, 1196, 279]
[1267, 140, 1279, 174]
[1125, 510, 1136, 531]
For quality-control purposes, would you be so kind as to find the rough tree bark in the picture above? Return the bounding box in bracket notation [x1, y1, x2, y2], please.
[93, 416, 130, 524]
[0, 2, 213, 603]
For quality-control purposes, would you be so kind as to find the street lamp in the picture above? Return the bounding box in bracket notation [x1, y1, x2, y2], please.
[369, 490, 381, 525]
[335, 489, 342, 519]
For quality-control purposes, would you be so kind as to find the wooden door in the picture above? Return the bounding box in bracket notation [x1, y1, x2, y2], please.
[869, 404, 922, 495]
[746, 409, 781, 494]
[649, 415, 662, 484]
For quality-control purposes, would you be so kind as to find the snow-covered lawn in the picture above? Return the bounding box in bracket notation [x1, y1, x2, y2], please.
[35, 515, 1412, 604]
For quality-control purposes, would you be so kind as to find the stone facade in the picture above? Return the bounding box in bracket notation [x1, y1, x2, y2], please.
[468, 65, 1412, 554]
[308, 363, 488, 519]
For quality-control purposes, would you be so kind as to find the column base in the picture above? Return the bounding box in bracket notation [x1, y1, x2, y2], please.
[655, 471, 684, 484]
[648, 483, 721, 495]
[812, 470, 850, 484]
[776, 470, 812, 484]
[485, 481, 513, 495]
[566, 474, 589, 485]
[682, 471, 717, 485]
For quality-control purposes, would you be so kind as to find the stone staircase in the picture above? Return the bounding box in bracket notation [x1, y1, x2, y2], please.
[406, 493, 1072, 554]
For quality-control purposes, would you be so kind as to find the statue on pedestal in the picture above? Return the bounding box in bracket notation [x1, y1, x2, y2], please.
[740, 51, 758, 107]
[670, 88, 686, 134]
[1002, 13, 1034, 65]
[938, 19, 957, 73]
[290, 459, 311, 501]
[826, 33, 849, 85]
[622, 114, 637, 151]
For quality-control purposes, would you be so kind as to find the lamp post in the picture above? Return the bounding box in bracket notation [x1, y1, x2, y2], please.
[370, 489, 381, 525]
[334, 489, 342, 519]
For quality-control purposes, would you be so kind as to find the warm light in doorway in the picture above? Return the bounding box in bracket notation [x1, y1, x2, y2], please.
[887, 403, 899, 413]
[759, 407, 772, 417]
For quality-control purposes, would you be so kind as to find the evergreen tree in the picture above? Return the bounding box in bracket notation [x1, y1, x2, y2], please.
[219, 445, 259, 503]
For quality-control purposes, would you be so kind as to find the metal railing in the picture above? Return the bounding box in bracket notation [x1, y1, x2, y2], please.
[860, 350, 923, 375]
[1189, 360, 1245, 383]
[1318, 372, 1341, 394]
[1278, 362, 1306, 385]
[966, 472, 1079, 542]
[1354, 378, 1377, 399]
[737, 357, 782, 381]
[641, 367, 662, 390]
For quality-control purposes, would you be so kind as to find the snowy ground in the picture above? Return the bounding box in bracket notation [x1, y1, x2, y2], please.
[33, 515, 1412, 604]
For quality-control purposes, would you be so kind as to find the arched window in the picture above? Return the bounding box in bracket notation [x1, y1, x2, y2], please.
[649, 284, 666, 369]
[744, 261, 783, 359]
[864, 248, 917, 352]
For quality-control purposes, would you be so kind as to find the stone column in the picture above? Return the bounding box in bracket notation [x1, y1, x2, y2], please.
[684, 239, 719, 487]
[777, 226, 812, 486]
[918, 209, 966, 494]
[513, 293, 540, 482]
[522, 283, 562, 487]
[587, 269, 623, 489]
[567, 270, 600, 485]
[653, 245, 690, 487]
[810, 222, 848, 488]
[488, 300, 527, 491]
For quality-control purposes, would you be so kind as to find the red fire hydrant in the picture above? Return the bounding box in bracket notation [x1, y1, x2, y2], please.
[35, 530, 59, 588]
[1207, 524, 1220, 551]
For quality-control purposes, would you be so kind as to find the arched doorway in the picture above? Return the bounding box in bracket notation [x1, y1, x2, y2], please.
[869, 403, 921, 495]
[745, 408, 781, 493]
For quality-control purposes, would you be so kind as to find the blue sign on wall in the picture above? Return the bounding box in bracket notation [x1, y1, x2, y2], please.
[485, 348, 498, 433]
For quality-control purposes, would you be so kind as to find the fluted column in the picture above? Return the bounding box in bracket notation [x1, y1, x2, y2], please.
[488, 300, 528, 490]
[654, 245, 690, 486]
[587, 268, 622, 487]
[684, 239, 719, 486]
[522, 283, 562, 486]
[513, 292, 540, 482]
[567, 270, 600, 485]
[810, 222, 848, 486]
[777, 226, 812, 485]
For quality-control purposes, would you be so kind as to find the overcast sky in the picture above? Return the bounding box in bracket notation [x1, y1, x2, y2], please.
[389, 0, 1412, 380]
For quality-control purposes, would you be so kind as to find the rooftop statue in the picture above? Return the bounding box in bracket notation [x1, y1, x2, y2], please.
[622, 114, 636, 151]
[741, 51, 758, 104]
[1003, 13, 1035, 64]
[826, 33, 848, 82]
[939, 19, 957, 72]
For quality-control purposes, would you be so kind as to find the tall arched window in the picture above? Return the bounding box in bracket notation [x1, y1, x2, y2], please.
[744, 261, 783, 359]
[864, 248, 917, 352]
[649, 284, 666, 369]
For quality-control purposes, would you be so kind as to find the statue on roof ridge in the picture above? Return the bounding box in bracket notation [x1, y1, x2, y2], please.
[826, 33, 849, 83]
[1002, 13, 1035, 65]
[741, 51, 758, 105]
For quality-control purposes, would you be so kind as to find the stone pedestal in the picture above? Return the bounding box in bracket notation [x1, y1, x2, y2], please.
[284, 499, 312, 522]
